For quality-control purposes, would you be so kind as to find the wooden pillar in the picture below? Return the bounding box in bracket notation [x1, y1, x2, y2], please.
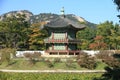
[52, 44, 54, 50]
[66, 44, 68, 50]
[65, 44, 67, 50]
[52, 32, 54, 39]
[74, 52, 75, 55]
[79, 51, 81, 55]
[67, 50, 69, 55]
[58, 52, 59, 55]
[52, 32, 54, 42]
[65, 32, 68, 40]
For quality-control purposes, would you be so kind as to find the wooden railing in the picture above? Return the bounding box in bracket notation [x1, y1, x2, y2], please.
[44, 38, 80, 43]
[46, 50, 80, 53]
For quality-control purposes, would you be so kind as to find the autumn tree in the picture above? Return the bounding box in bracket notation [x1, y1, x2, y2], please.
[96, 21, 120, 50]
[89, 35, 107, 50]
[94, 1, 120, 80]
[77, 27, 96, 50]
[29, 22, 48, 50]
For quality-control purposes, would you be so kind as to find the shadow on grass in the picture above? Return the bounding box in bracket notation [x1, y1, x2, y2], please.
[94, 53, 120, 80]
[7, 61, 17, 66]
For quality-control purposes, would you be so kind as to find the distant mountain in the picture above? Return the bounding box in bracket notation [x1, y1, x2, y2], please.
[0, 10, 97, 28]
[30, 13, 59, 24]
[65, 14, 97, 29]
[0, 10, 33, 21]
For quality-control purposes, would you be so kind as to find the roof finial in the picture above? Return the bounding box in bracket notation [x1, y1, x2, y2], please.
[61, 7, 65, 18]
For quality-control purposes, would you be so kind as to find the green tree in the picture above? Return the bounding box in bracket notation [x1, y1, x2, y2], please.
[0, 14, 30, 50]
[93, 1, 120, 80]
[114, 0, 120, 10]
[28, 22, 48, 50]
[113, 0, 120, 25]
[77, 27, 96, 50]
[97, 21, 114, 37]
[96, 21, 120, 50]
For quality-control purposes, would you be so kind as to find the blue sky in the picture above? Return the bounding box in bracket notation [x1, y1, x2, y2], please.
[0, 0, 119, 24]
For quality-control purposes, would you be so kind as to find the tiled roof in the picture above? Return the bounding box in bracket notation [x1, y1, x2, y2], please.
[44, 16, 85, 29]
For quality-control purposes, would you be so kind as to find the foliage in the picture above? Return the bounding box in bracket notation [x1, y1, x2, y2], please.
[77, 27, 96, 50]
[77, 52, 97, 69]
[0, 14, 30, 50]
[29, 23, 48, 50]
[95, 50, 113, 59]
[89, 35, 107, 50]
[0, 48, 16, 64]
[0, 14, 119, 51]
[53, 58, 61, 64]
[45, 59, 54, 68]
[23, 52, 41, 65]
[94, 67, 120, 80]
[77, 21, 120, 50]
[95, 53, 120, 80]
[65, 58, 76, 69]
[96, 21, 120, 50]
[44, 58, 61, 68]
[0, 57, 108, 70]
[77, 27, 96, 40]
[102, 67, 120, 80]
[102, 54, 120, 68]
[0, 14, 48, 50]
[113, 0, 120, 10]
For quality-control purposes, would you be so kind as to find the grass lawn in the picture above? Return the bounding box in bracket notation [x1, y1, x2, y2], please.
[0, 57, 107, 70]
[0, 72, 102, 80]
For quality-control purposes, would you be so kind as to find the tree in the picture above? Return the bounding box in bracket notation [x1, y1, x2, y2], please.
[96, 21, 120, 50]
[114, 0, 120, 10]
[77, 27, 96, 50]
[106, 24, 120, 50]
[113, 0, 120, 22]
[89, 35, 107, 50]
[97, 21, 114, 37]
[28, 22, 48, 50]
[94, 1, 120, 80]
[0, 14, 30, 50]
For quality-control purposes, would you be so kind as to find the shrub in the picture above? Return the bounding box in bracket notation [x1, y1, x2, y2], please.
[45, 59, 54, 68]
[77, 52, 96, 69]
[65, 58, 76, 69]
[31, 52, 41, 61]
[0, 48, 16, 64]
[101, 54, 120, 80]
[53, 58, 61, 64]
[44, 58, 61, 68]
[102, 54, 120, 68]
[95, 50, 113, 60]
[23, 52, 41, 65]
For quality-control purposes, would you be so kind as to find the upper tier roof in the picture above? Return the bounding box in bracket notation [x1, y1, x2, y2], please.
[44, 16, 86, 29]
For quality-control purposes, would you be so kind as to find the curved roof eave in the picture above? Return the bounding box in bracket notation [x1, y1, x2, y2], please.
[44, 16, 86, 29]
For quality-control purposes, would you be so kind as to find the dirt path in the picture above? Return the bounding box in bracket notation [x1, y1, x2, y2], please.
[0, 69, 105, 73]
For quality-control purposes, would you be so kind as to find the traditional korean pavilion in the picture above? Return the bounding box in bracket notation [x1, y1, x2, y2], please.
[43, 8, 85, 55]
